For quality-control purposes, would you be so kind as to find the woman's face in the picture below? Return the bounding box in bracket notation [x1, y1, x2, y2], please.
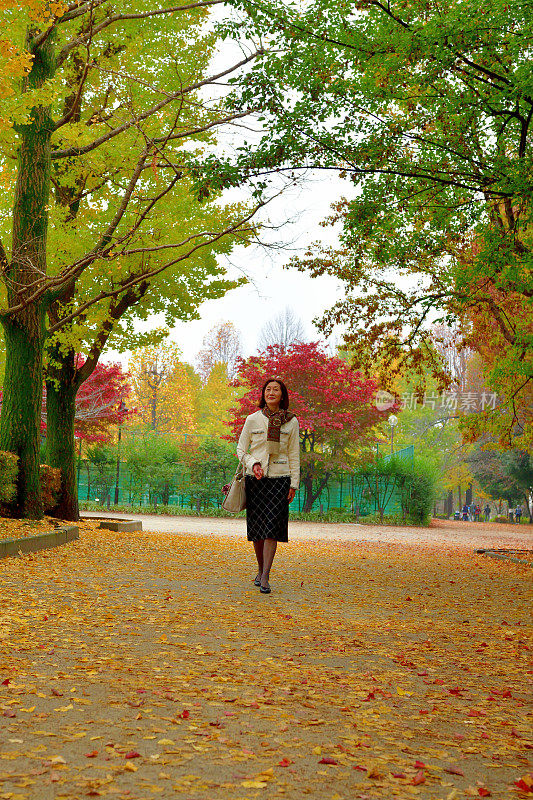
[264, 381, 283, 409]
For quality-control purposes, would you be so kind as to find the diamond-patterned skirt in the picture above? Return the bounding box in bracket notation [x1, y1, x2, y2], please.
[245, 476, 291, 542]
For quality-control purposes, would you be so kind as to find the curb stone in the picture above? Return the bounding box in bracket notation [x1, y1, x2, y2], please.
[97, 519, 143, 532]
[475, 548, 533, 567]
[0, 525, 79, 559]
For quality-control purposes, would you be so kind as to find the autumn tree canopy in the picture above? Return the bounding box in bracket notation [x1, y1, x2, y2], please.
[208, 0, 532, 446]
[0, 0, 310, 518]
[128, 343, 196, 435]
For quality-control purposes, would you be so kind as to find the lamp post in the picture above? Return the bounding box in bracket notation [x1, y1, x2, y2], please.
[114, 400, 127, 505]
[388, 414, 398, 455]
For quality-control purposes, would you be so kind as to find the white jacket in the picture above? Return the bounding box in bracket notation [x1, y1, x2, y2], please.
[236, 410, 300, 489]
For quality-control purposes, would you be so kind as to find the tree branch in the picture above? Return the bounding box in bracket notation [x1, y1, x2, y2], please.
[51, 52, 260, 159]
[46, 204, 264, 333]
[74, 281, 150, 386]
[57, 0, 226, 64]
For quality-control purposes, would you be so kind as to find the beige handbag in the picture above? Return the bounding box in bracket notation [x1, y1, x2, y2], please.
[222, 461, 246, 513]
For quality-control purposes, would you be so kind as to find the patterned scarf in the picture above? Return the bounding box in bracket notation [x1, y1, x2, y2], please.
[262, 407, 294, 454]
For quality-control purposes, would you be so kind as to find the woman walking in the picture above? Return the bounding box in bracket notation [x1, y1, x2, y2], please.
[237, 378, 300, 594]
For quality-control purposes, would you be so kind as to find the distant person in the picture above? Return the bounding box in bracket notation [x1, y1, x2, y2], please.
[469, 503, 475, 521]
[515, 504, 522, 524]
[237, 378, 300, 595]
[462, 504, 469, 522]
[509, 507, 514, 524]
[474, 504, 481, 522]
[484, 504, 491, 522]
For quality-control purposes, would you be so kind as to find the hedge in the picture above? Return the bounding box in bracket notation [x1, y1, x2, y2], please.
[0, 452, 60, 512]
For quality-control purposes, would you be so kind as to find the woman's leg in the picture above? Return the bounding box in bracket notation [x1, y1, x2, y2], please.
[253, 540, 264, 579]
[261, 538, 278, 588]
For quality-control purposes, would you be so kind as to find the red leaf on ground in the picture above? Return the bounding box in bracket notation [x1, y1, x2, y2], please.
[124, 751, 141, 759]
[444, 766, 465, 776]
[514, 775, 533, 793]
[362, 691, 376, 701]
[319, 757, 338, 765]
[1, 679, 9, 685]
[467, 709, 485, 717]
[85, 750, 98, 758]
[180, 710, 190, 718]
[2, 710, 15, 717]
[412, 770, 425, 785]
[434, 679, 445, 685]
[278, 758, 293, 767]
[414, 761, 426, 769]
[353, 766, 366, 772]
[477, 789, 491, 797]
[391, 772, 406, 778]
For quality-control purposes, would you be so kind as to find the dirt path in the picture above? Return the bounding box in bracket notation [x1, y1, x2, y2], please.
[0, 522, 531, 799]
[81, 510, 532, 551]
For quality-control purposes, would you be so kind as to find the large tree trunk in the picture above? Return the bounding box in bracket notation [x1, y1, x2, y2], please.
[0, 29, 55, 518]
[45, 350, 79, 521]
[0, 311, 46, 518]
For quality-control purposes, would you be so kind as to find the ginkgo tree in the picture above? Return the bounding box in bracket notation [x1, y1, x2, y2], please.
[128, 342, 197, 435]
[0, 0, 304, 519]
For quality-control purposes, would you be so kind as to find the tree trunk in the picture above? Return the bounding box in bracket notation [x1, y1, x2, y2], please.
[0, 28, 55, 519]
[45, 372, 79, 521]
[301, 463, 330, 513]
[0, 312, 46, 518]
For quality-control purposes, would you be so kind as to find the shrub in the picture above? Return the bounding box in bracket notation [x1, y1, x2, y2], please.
[0, 451, 18, 504]
[40, 464, 61, 512]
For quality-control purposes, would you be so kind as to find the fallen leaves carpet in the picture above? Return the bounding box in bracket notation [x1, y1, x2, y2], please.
[0, 526, 531, 799]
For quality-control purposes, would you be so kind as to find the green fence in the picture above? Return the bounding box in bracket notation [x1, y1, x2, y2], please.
[79, 445, 415, 516]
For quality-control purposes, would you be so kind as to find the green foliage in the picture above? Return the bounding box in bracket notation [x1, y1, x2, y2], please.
[354, 456, 437, 525]
[220, 0, 533, 444]
[0, 450, 17, 504]
[86, 445, 116, 506]
[469, 447, 533, 515]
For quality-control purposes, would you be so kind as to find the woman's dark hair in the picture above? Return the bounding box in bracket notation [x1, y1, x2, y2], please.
[259, 378, 289, 410]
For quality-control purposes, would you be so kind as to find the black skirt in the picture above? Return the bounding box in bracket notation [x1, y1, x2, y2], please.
[245, 476, 291, 542]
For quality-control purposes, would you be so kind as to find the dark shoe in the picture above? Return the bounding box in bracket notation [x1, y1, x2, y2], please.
[254, 575, 261, 586]
[260, 585, 271, 594]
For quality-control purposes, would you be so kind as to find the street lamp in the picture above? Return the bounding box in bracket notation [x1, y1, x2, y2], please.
[114, 399, 127, 505]
[388, 414, 398, 455]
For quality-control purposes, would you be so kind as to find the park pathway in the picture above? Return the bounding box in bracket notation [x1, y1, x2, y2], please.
[0, 520, 531, 799]
[81, 510, 532, 550]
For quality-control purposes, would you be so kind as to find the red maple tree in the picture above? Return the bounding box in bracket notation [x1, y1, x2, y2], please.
[70, 359, 133, 443]
[228, 342, 393, 511]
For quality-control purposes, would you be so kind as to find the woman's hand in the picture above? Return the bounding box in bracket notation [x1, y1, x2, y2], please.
[252, 462, 264, 479]
[288, 487, 296, 503]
